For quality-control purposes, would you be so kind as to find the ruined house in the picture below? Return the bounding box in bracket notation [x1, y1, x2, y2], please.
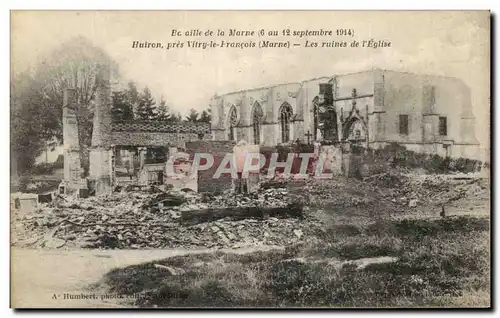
[62, 67, 213, 195]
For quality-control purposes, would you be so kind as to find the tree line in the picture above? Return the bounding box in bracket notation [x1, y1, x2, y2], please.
[111, 82, 210, 123]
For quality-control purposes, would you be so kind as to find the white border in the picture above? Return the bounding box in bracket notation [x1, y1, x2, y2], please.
[2, 1, 497, 317]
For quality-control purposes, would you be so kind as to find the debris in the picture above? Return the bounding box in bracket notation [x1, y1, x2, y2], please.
[344, 256, 399, 270]
[217, 231, 230, 244]
[154, 264, 183, 275]
[408, 199, 418, 208]
[11, 186, 320, 250]
[441, 205, 446, 218]
[43, 237, 66, 249]
[38, 193, 53, 204]
[12, 172, 485, 250]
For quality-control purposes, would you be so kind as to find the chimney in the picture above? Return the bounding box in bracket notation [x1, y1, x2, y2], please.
[91, 64, 112, 148]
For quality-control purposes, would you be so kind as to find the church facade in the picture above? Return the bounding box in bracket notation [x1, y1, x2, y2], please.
[210, 69, 480, 159]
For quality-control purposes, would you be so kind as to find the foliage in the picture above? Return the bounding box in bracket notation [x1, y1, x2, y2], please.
[135, 86, 157, 120]
[30, 154, 64, 175]
[185, 108, 199, 122]
[111, 91, 134, 121]
[156, 96, 172, 122]
[11, 36, 117, 176]
[185, 107, 211, 123]
[172, 112, 183, 122]
[12, 35, 211, 175]
[11, 72, 59, 173]
[31, 163, 55, 175]
[199, 108, 211, 123]
[54, 154, 64, 169]
[126, 82, 140, 116]
[369, 143, 483, 174]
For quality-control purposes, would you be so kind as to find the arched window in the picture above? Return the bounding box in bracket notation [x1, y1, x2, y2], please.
[279, 102, 293, 143]
[251, 102, 264, 144]
[228, 106, 238, 141]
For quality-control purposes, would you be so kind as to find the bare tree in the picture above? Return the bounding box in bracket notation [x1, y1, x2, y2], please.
[34, 36, 119, 176]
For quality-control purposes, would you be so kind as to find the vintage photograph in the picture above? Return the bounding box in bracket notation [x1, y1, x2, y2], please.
[10, 11, 491, 308]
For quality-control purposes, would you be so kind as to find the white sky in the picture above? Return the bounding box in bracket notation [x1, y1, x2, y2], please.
[11, 11, 490, 146]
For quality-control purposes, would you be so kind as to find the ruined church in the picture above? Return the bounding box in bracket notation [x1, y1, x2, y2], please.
[210, 69, 479, 159]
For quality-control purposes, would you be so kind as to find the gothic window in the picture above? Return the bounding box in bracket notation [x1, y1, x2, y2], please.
[228, 106, 238, 141]
[251, 102, 264, 145]
[280, 102, 293, 143]
[399, 114, 409, 135]
[439, 116, 447, 136]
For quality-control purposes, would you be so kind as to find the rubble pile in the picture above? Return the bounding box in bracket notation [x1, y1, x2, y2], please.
[300, 181, 374, 208]
[12, 186, 322, 250]
[365, 172, 489, 207]
[363, 172, 408, 189]
[12, 172, 488, 250]
[402, 174, 489, 205]
[203, 187, 292, 208]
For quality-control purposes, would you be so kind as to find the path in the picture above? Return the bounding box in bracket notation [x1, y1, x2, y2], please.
[11, 245, 283, 308]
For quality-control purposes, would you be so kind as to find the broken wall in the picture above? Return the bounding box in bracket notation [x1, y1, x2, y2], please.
[233, 141, 260, 193]
[185, 141, 236, 194]
[319, 145, 343, 176]
[62, 89, 82, 194]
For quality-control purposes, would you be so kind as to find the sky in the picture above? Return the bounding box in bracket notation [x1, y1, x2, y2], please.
[11, 11, 490, 147]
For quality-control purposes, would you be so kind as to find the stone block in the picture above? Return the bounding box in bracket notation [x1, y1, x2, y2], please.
[319, 145, 343, 176]
[93, 177, 112, 196]
[185, 141, 236, 194]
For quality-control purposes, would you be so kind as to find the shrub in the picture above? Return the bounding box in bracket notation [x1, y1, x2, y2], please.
[54, 154, 64, 169]
[369, 143, 482, 174]
[31, 162, 55, 175]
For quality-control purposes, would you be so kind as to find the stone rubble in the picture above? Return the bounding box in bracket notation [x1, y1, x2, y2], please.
[11, 185, 324, 250]
[11, 173, 488, 250]
[365, 171, 489, 206]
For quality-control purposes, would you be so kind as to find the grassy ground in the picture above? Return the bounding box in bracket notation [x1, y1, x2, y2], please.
[102, 215, 490, 308]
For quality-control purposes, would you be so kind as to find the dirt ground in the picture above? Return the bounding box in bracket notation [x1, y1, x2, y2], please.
[10, 245, 283, 308]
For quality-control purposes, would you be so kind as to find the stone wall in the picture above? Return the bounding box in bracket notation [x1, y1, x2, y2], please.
[319, 145, 343, 176]
[91, 67, 112, 148]
[62, 89, 82, 194]
[89, 148, 112, 195]
[112, 121, 210, 133]
[107, 121, 211, 147]
[185, 141, 236, 194]
[108, 131, 211, 147]
[233, 141, 260, 193]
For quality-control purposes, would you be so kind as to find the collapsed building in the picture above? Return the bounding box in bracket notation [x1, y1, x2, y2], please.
[61, 67, 232, 196]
